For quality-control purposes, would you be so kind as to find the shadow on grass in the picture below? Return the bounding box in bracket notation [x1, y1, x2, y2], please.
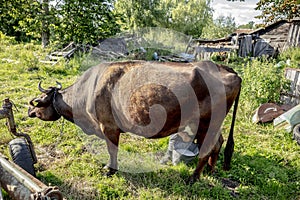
[37, 171, 100, 200]
[117, 149, 300, 200]
[226, 152, 300, 199]
[35, 147, 300, 200]
[118, 164, 236, 199]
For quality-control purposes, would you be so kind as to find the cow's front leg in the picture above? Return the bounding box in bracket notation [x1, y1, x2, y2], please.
[102, 125, 120, 176]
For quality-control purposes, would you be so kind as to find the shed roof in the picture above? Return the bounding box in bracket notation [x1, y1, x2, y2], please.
[196, 18, 300, 43]
[249, 18, 300, 35]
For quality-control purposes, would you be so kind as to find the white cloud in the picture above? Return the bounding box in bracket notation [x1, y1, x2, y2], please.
[211, 0, 262, 25]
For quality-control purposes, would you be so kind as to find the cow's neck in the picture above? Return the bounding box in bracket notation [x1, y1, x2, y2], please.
[54, 85, 74, 123]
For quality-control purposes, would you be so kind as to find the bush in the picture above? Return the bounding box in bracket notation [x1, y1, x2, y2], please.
[0, 31, 17, 45]
[279, 47, 300, 67]
[238, 57, 287, 115]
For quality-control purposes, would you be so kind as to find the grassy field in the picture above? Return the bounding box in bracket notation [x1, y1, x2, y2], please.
[0, 35, 300, 199]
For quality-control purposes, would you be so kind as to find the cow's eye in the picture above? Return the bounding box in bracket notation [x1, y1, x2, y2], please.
[34, 101, 47, 107]
[32, 101, 39, 107]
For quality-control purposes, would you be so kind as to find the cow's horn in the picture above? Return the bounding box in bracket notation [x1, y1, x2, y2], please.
[38, 81, 51, 93]
[56, 81, 62, 90]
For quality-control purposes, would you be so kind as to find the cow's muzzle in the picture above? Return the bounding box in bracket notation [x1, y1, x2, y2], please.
[28, 107, 36, 118]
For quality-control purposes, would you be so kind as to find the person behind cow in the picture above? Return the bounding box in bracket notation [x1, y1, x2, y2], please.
[160, 125, 199, 165]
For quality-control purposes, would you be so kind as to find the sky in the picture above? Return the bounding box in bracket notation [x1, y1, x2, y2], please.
[211, 0, 262, 25]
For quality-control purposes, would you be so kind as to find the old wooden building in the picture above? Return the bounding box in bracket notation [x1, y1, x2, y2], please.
[190, 18, 300, 60]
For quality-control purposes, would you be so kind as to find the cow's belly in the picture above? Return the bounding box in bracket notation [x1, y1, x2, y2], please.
[112, 83, 183, 138]
[110, 66, 198, 138]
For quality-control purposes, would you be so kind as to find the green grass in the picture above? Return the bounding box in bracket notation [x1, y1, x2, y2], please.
[0, 36, 299, 199]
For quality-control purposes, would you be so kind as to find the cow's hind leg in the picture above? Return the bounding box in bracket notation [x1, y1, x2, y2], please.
[102, 125, 120, 176]
[207, 134, 224, 173]
[188, 155, 209, 184]
[188, 133, 223, 184]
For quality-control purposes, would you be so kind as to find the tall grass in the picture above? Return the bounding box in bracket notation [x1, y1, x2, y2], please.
[239, 58, 287, 115]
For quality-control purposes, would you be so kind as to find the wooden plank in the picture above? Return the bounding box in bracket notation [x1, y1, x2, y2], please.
[51, 51, 69, 56]
[286, 23, 300, 48]
[61, 42, 75, 52]
[281, 68, 300, 106]
[39, 60, 57, 64]
[285, 68, 300, 85]
[196, 46, 233, 53]
[193, 37, 231, 44]
[48, 55, 63, 61]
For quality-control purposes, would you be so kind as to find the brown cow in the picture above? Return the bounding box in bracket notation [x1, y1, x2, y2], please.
[28, 60, 241, 183]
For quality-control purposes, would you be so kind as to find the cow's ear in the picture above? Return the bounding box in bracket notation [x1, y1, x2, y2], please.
[29, 98, 42, 107]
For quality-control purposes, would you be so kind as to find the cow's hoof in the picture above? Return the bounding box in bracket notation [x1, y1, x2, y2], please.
[186, 175, 198, 185]
[160, 154, 171, 165]
[223, 163, 231, 171]
[105, 168, 118, 177]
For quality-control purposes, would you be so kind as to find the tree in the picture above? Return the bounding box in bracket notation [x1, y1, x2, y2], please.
[41, 0, 50, 47]
[0, 0, 39, 42]
[255, 0, 300, 24]
[113, 0, 165, 30]
[1, 0, 56, 46]
[201, 15, 236, 39]
[114, 0, 213, 38]
[238, 21, 255, 29]
[54, 0, 119, 44]
[0, 0, 119, 46]
[164, 0, 213, 37]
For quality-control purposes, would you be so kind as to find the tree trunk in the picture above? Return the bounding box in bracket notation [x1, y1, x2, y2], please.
[41, 0, 50, 48]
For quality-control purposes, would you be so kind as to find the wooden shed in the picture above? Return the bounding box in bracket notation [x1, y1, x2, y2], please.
[189, 18, 300, 60]
[244, 18, 300, 57]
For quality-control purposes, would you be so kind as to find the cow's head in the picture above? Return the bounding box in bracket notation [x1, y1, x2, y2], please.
[28, 81, 62, 121]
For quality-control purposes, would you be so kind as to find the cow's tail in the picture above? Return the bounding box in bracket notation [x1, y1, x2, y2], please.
[223, 86, 241, 171]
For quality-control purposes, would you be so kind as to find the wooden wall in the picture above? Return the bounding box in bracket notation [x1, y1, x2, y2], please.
[258, 21, 291, 51]
[287, 21, 300, 49]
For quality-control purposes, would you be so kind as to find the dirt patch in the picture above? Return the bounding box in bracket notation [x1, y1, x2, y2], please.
[220, 178, 240, 198]
[35, 144, 65, 172]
